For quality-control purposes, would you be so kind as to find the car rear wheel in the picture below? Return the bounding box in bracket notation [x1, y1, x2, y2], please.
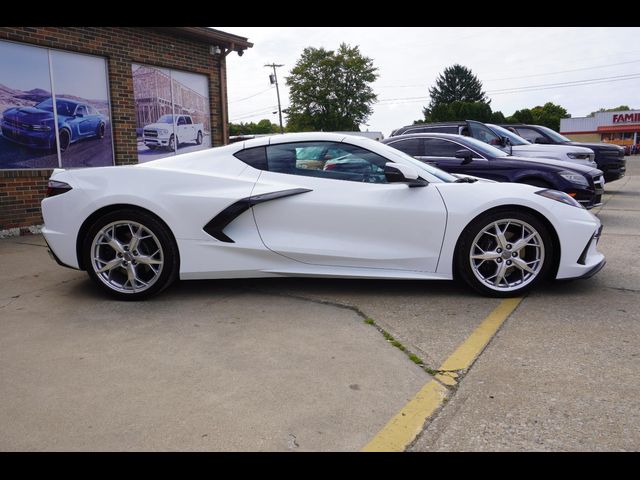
[82, 209, 179, 300]
[196, 131, 203, 145]
[455, 210, 553, 297]
[96, 122, 105, 139]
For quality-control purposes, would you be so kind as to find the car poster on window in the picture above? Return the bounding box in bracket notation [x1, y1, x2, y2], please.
[0, 39, 114, 170]
[132, 63, 211, 163]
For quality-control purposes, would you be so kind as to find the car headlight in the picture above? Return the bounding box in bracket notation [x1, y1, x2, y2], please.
[535, 189, 584, 208]
[567, 152, 590, 160]
[157, 129, 168, 135]
[29, 124, 51, 131]
[558, 170, 589, 187]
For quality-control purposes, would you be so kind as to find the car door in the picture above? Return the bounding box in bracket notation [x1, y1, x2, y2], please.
[176, 116, 188, 144]
[417, 138, 498, 180]
[74, 105, 94, 137]
[251, 140, 448, 273]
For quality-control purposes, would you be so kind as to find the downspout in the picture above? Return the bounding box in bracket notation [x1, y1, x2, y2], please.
[219, 44, 234, 145]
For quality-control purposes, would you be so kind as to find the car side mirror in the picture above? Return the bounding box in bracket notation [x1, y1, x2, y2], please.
[534, 136, 549, 144]
[455, 149, 474, 164]
[384, 162, 428, 187]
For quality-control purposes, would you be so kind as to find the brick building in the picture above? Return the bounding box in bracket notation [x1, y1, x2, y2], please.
[0, 27, 252, 236]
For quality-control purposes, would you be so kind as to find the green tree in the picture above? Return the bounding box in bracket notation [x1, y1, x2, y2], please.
[429, 101, 493, 122]
[285, 43, 378, 132]
[506, 103, 570, 131]
[228, 119, 281, 136]
[423, 64, 489, 121]
[587, 105, 631, 117]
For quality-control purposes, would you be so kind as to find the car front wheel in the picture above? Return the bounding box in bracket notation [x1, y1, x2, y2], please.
[455, 210, 553, 297]
[82, 209, 179, 300]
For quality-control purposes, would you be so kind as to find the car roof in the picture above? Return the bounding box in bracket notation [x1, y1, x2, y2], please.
[384, 132, 467, 141]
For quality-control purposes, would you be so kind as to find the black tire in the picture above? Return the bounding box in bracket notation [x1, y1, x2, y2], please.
[168, 134, 175, 151]
[58, 128, 71, 153]
[196, 130, 203, 145]
[96, 122, 105, 139]
[519, 178, 553, 189]
[147, 145, 157, 150]
[82, 209, 179, 300]
[455, 209, 554, 297]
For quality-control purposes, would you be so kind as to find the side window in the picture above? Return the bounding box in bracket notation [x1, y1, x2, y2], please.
[76, 105, 88, 116]
[427, 126, 458, 134]
[515, 127, 541, 143]
[177, 116, 186, 125]
[234, 146, 268, 170]
[389, 138, 422, 157]
[423, 138, 460, 157]
[468, 122, 501, 146]
[185, 116, 193, 125]
[265, 141, 389, 183]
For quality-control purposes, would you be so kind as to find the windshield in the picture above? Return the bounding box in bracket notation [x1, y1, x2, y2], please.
[384, 146, 458, 182]
[532, 125, 571, 142]
[157, 114, 175, 124]
[486, 124, 530, 146]
[457, 135, 510, 158]
[35, 98, 76, 116]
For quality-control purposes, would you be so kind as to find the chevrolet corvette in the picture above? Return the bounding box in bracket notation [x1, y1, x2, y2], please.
[41, 132, 605, 300]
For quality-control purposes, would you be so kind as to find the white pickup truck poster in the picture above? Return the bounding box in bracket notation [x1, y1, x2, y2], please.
[132, 63, 211, 162]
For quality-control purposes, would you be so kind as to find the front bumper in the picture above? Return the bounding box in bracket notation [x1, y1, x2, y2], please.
[596, 154, 626, 182]
[1, 123, 54, 149]
[556, 219, 605, 280]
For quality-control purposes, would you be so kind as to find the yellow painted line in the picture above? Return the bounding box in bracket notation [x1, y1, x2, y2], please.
[438, 297, 523, 373]
[361, 380, 448, 452]
[362, 297, 523, 452]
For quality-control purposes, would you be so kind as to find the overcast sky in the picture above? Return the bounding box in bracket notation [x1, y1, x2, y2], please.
[217, 27, 640, 137]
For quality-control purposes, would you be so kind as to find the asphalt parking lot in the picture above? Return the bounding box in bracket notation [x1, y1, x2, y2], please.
[1, 157, 638, 451]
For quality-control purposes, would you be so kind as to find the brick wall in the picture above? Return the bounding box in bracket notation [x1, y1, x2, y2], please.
[0, 27, 227, 233]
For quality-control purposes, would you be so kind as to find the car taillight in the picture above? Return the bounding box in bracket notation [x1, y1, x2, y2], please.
[46, 180, 72, 198]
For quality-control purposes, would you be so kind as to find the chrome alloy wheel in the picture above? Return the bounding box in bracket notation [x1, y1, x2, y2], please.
[469, 219, 545, 292]
[90, 221, 164, 294]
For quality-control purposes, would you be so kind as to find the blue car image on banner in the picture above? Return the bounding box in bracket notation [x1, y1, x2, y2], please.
[1, 98, 107, 152]
[0, 39, 114, 170]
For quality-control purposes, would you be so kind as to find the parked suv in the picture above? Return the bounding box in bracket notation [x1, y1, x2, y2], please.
[391, 120, 596, 169]
[499, 124, 626, 182]
[382, 133, 605, 209]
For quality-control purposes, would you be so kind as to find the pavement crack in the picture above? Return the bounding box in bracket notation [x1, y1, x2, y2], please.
[607, 286, 640, 294]
[243, 287, 438, 377]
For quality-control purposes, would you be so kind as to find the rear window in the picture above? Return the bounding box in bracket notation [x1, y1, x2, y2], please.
[234, 146, 268, 170]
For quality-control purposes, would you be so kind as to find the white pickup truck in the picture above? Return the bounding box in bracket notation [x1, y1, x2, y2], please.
[143, 114, 204, 151]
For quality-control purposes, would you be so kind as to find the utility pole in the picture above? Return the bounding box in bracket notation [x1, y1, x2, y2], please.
[265, 63, 284, 134]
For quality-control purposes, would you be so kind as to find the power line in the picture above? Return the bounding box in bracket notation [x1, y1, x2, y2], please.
[229, 87, 273, 104]
[375, 57, 640, 90]
[230, 106, 278, 123]
[375, 72, 640, 105]
[486, 72, 640, 93]
[484, 59, 640, 82]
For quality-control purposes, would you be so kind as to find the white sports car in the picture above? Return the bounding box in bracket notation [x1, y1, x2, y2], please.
[41, 132, 605, 300]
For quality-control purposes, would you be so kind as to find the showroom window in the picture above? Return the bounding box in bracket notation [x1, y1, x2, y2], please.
[0, 39, 114, 170]
[132, 63, 211, 163]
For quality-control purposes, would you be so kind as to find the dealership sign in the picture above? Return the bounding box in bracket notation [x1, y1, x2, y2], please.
[613, 113, 640, 123]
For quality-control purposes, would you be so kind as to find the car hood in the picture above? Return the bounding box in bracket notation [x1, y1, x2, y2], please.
[501, 155, 600, 175]
[512, 144, 594, 155]
[2, 106, 54, 122]
[564, 141, 624, 152]
[144, 123, 173, 130]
